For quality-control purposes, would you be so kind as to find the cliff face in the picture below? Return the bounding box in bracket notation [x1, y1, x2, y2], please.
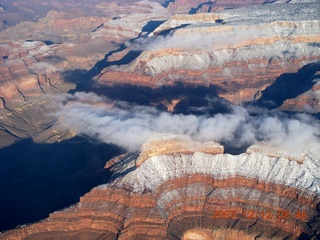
[166, 0, 269, 14]
[1, 1, 319, 148]
[1, 1, 320, 238]
[2, 137, 319, 239]
[0, 0, 168, 31]
[0, 1, 171, 148]
[97, 2, 320, 111]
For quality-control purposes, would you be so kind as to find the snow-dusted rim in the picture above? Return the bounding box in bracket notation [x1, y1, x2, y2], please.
[100, 148, 320, 196]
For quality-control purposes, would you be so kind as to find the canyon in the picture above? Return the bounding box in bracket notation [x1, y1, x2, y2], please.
[0, 0, 319, 239]
[1, 136, 320, 239]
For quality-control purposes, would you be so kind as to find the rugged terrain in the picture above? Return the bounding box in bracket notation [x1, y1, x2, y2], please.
[97, 2, 320, 109]
[1, 0, 319, 148]
[0, 0, 320, 239]
[1, 136, 320, 239]
[0, 1, 171, 148]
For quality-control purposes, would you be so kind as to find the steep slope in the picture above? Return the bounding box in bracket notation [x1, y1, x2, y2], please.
[0, 0, 168, 31]
[97, 2, 320, 111]
[0, 1, 171, 148]
[166, 0, 268, 14]
[279, 70, 320, 113]
[2, 136, 319, 239]
[0, 1, 319, 238]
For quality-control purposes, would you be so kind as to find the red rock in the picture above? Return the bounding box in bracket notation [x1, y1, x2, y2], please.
[2, 140, 319, 239]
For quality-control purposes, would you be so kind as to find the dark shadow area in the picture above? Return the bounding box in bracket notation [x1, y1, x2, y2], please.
[63, 69, 90, 91]
[42, 40, 55, 45]
[256, 61, 320, 109]
[141, 20, 165, 33]
[298, 233, 311, 240]
[92, 82, 229, 113]
[63, 46, 142, 93]
[263, 0, 278, 4]
[0, 137, 121, 232]
[92, 23, 104, 33]
[189, 1, 214, 14]
[162, 0, 174, 8]
[308, 42, 320, 48]
[0, 4, 7, 10]
[25, 40, 57, 45]
[63, 19, 170, 93]
[92, 82, 249, 154]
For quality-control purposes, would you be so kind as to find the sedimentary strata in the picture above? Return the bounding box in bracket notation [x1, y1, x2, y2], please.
[1, 137, 319, 239]
[97, 2, 320, 110]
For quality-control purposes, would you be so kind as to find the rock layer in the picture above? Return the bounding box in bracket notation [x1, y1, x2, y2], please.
[1, 137, 319, 239]
[0, 1, 171, 148]
[97, 2, 320, 111]
[1, 1, 320, 238]
[166, 0, 267, 14]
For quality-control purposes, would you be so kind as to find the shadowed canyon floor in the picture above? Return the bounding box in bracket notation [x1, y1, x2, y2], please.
[0, 137, 120, 232]
[0, 0, 320, 239]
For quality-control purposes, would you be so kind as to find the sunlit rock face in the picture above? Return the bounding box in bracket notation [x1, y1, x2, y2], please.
[0, 1, 171, 148]
[1, 0, 320, 238]
[2, 136, 319, 239]
[1, 1, 319, 148]
[97, 2, 320, 110]
[166, 0, 267, 14]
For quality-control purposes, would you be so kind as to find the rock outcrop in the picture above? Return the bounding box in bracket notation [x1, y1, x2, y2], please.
[2, 136, 319, 239]
[166, 0, 267, 14]
[97, 2, 320, 112]
[1, 1, 320, 238]
[0, 1, 171, 148]
[0, 0, 169, 31]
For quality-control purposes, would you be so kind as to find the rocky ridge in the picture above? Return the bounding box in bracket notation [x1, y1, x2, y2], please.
[97, 2, 320, 110]
[1, 136, 319, 239]
[0, 1, 171, 148]
[1, 1, 319, 148]
[166, 0, 268, 14]
[0, 0, 320, 238]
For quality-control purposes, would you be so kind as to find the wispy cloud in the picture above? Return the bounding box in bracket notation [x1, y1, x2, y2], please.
[52, 92, 320, 154]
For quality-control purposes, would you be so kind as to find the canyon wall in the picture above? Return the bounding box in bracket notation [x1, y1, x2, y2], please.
[97, 2, 320, 111]
[2, 1, 319, 148]
[0, 1, 171, 148]
[2, 137, 319, 239]
[0, 1, 319, 238]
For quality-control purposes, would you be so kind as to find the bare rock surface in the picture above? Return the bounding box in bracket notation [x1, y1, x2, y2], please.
[97, 2, 320, 109]
[2, 137, 319, 239]
[0, 1, 319, 238]
[0, 1, 171, 148]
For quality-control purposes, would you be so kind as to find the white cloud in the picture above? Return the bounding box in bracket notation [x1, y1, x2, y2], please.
[130, 25, 272, 51]
[53, 92, 320, 154]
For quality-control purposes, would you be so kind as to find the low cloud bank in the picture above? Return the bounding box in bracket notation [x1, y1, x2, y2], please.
[53, 92, 320, 153]
[129, 26, 274, 51]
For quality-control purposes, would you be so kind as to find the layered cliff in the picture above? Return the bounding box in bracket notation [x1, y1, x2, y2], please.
[166, 0, 268, 14]
[2, 136, 319, 239]
[0, 1, 171, 147]
[1, 1, 320, 237]
[97, 2, 320, 111]
[1, 1, 319, 149]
